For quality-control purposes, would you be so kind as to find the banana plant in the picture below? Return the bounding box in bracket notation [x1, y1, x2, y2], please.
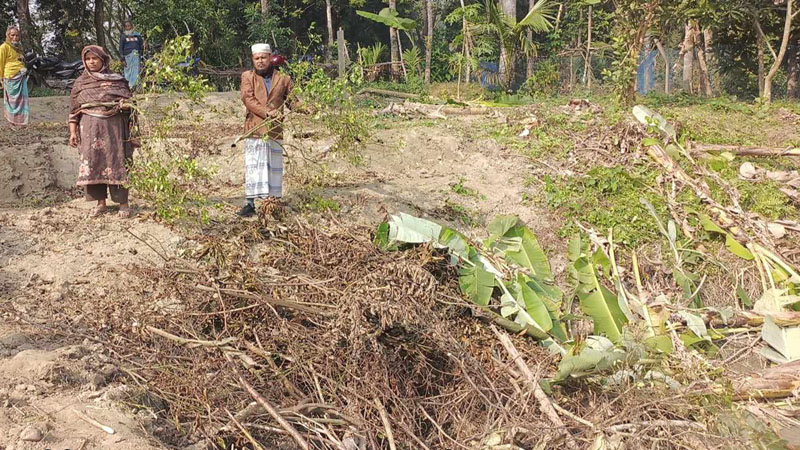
[483, 0, 557, 88]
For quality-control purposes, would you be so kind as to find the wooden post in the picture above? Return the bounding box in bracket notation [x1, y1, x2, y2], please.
[337, 28, 345, 78]
[585, 5, 592, 89]
[655, 40, 670, 94]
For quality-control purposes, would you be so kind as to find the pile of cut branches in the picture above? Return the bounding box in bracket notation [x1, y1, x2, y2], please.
[29, 210, 750, 449]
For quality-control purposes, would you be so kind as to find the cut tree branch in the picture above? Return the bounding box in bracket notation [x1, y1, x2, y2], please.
[225, 353, 311, 450]
[491, 326, 580, 450]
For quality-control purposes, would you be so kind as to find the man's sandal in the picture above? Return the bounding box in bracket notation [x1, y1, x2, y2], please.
[90, 206, 107, 217]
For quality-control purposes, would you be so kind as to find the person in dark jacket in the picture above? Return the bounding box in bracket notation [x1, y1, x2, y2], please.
[119, 20, 143, 88]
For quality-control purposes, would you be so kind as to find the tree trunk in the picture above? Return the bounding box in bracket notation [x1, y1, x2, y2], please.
[788, 36, 799, 98]
[620, 2, 658, 105]
[704, 27, 714, 92]
[681, 23, 694, 93]
[389, 0, 400, 80]
[764, 0, 795, 103]
[425, 0, 433, 84]
[585, 5, 593, 89]
[757, 25, 765, 97]
[325, 0, 334, 63]
[15, 0, 34, 48]
[526, 0, 536, 79]
[691, 22, 712, 96]
[499, 0, 516, 89]
[94, 0, 106, 49]
[461, 0, 471, 84]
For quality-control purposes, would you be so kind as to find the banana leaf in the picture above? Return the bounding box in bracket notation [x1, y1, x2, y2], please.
[553, 335, 626, 382]
[356, 8, 416, 31]
[698, 214, 753, 260]
[459, 265, 497, 306]
[632, 105, 677, 141]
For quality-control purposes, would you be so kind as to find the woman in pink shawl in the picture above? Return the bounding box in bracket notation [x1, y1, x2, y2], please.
[68, 45, 134, 217]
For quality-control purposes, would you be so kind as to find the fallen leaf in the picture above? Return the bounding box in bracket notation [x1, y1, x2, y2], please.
[768, 222, 787, 239]
[739, 162, 758, 179]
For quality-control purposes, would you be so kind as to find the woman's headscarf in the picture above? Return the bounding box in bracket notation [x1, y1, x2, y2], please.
[81, 45, 126, 81]
[69, 45, 131, 120]
[5, 26, 24, 60]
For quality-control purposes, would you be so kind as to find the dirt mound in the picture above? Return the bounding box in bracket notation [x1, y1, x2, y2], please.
[0, 199, 184, 449]
[0, 124, 79, 204]
[0, 327, 165, 450]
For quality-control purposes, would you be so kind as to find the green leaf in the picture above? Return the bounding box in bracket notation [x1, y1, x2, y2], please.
[708, 155, 729, 172]
[517, 0, 557, 32]
[553, 336, 626, 382]
[678, 311, 709, 340]
[578, 288, 627, 343]
[698, 214, 726, 234]
[501, 225, 554, 280]
[439, 226, 471, 261]
[486, 215, 520, 246]
[568, 234, 586, 263]
[698, 214, 753, 260]
[458, 265, 496, 306]
[737, 285, 753, 308]
[514, 274, 553, 333]
[387, 213, 442, 244]
[724, 234, 754, 260]
[356, 8, 416, 30]
[374, 222, 390, 249]
[673, 268, 695, 299]
[641, 137, 661, 147]
[593, 248, 611, 278]
[573, 247, 627, 342]
[645, 335, 674, 354]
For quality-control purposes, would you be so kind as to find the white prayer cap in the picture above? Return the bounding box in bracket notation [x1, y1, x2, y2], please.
[251, 43, 271, 55]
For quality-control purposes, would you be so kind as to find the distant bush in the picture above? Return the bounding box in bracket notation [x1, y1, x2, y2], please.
[519, 58, 560, 97]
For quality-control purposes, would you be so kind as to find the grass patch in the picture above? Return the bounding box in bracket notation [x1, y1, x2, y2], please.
[298, 189, 341, 213]
[486, 120, 573, 161]
[543, 165, 667, 246]
[706, 159, 797, 221]
[440, 198, 481, 228]
[366, 80, 428, 96]
[449, 176, 483, 199]
[29, 86, 65, 97]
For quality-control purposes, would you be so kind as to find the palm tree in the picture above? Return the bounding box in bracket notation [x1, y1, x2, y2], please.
[485, 0, 556, 89]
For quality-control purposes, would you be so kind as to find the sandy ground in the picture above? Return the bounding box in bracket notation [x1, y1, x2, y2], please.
[0, 92, 562, 448]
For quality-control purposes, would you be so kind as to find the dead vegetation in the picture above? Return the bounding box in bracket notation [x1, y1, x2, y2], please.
[12, 206, 769, 449]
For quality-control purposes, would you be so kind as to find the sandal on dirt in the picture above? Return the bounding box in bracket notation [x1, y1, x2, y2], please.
[90, 206, 107, 217]
[118, 208, 132, 219]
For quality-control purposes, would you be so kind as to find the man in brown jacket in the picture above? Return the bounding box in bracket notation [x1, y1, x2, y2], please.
[237, 43, 297, 217]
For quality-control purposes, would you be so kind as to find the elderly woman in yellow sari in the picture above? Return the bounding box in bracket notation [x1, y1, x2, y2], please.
[0, 26, 29, 127]
[68, 46, 134, 218]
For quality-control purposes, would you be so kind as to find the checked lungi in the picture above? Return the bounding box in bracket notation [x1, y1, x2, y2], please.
[245, 138, 284, 199]
[3, 69, 29, 127]
[124, 51, 140, 88]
